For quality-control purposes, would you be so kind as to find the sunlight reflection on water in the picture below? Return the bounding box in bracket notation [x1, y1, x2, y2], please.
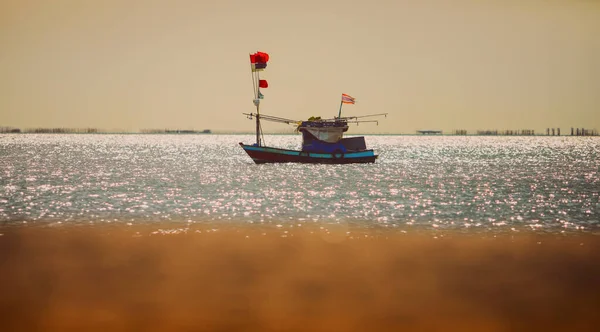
[1, 134, 598, 233]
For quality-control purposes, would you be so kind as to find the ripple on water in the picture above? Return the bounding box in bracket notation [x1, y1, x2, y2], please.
[0, 134, 598, 234]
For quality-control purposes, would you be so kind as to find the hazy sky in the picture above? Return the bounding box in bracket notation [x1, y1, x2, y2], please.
[1, 0, 599, 133]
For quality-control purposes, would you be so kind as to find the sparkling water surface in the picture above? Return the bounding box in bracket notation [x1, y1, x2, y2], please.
[1, 134, 598, 233]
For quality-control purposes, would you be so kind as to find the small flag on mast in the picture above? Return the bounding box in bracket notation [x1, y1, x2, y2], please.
[258, 90, 264, 99]
[251, 64, 266, 72]
[341, 93, 355, 104]
[250, 52, 269, 66]
[252, 63, 267, 71]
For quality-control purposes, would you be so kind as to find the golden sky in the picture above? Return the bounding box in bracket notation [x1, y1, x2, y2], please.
[1, 0, 599, 133]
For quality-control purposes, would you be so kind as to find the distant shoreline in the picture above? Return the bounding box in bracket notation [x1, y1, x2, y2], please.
[2, 127, 598, 136]
[1, 132, 599, 137]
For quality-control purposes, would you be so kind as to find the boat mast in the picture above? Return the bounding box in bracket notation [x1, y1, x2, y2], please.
[255, 72, 261, 146]
[250, 55, 261, 146]
[250, 51, 269, 146]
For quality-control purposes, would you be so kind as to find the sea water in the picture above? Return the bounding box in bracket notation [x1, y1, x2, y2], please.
[1, 134, 598, 233]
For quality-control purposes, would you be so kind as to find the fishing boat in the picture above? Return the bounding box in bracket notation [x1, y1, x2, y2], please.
[239, 51, 386, 164]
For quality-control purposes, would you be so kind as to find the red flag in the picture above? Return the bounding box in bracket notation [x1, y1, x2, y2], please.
[250, 52, 269, 64]
[259, 79, 268, 88]
[256, 51, 269, 63]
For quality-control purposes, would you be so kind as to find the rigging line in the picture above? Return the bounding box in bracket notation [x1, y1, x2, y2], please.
[256, 73, 260, 100]
[256, 114, 299, 124]
[318, 113, 388, 121]
[250, 56, 257, 99]
[259, 118, 266, 146]
[256, 70, 261, 111]
[242, 113, 299, 126]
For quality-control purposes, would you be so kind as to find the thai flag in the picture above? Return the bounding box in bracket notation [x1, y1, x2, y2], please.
[341, 93, 355, 104]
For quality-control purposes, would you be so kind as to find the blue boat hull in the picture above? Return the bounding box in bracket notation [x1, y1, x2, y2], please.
[239, 143, 377, 164]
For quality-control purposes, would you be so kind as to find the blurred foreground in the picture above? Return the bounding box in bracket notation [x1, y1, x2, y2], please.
[0, 225, 599, 331]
